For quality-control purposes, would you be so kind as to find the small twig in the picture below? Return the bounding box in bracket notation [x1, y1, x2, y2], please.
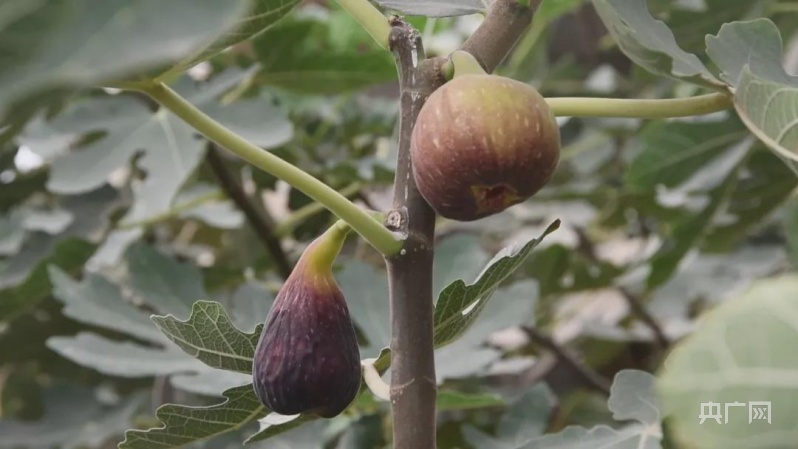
[205, 145, 293, 279]
[573, 228, 670, 350]
[273, 182, 362, 238]
[619, 288, 670, 350]
[523, 326, 612, 396]
[117, 190, 225, 229]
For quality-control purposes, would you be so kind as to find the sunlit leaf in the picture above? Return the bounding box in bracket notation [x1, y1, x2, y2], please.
[658, 275, 798, 448]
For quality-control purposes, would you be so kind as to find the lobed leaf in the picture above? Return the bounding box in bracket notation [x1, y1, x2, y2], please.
[119, 384, 265, 449]
[515, 370, 662, 449]
[706, 20, 798, 172]
[591, 0, 722, 89]
[151, 300, 261, 375]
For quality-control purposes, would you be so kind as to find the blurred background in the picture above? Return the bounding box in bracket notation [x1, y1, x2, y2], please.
[1, 0, 798, 447]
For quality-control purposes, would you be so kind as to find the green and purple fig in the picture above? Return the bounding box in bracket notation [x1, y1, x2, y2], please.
[252, 223, 360, 418]
[410, 73, 561, 221]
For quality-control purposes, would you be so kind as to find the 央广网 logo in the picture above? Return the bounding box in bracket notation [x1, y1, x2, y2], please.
[699, 401, 771, 424]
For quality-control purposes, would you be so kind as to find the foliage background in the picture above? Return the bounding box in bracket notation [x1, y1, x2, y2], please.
[1, 0, 798, 448]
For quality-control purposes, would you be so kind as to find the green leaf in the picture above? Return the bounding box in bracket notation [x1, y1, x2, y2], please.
[433, 220, 559, 348]
[625, 118, 748, 190]
[0, 210, 26, 256]
[48, 266, 166, 344]
[337, 261, 390, 355]
[518, 370, 662, 449]
[705, 20, 798, 172]
[253, 16, 396, 94]
[498, 385, 558, 443]
[0, 385, 145, 449]
[786, 199, 798, 270]
[47, 332, 202, 377]
[436, 391, 504, 411]
[435, 280, 538, 381]
[163, 0, 301, 76]
[125, 243, 207, 318]
[0, 0, 250, 122]
[119, 384, 265, 449]
[24, 69, 292, 225]
[704, 148, 798, 251]
[705, 19, 797, 88]
[733, 67, 798, 173]
[433, 234, 492, 297]
[0, 186, 118, 291]
[0, 238, 95, 321]
[645, 143, 748, 289]
[657, 275, 798, 448]
[461, 384, 557, 448]
[373, 0, 488, 17]
[175, 185, 243, 230]
[151, 300, 261, 375]
[591, 0, 722, 89]
[45, 247, 250, 394]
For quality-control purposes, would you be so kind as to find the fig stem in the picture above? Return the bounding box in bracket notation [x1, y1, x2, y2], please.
[442, 50, 487, 80]
[333, 0, 391, 51]
[132, 81, 403, 257]
[273, 182, 362, 238]
[305, 220, 352, 273]
[546, 92, 733, 118]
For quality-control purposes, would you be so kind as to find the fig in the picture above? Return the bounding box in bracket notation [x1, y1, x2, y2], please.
[252, 224, 360, 418]
[410, 73, 561, 221]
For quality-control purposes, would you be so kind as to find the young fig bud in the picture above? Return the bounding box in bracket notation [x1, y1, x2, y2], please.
[410, 74, 561, 221]
[252, 224, 360, 418]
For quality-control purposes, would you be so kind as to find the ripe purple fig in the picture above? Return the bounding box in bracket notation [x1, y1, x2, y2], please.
[410, 74, 561, 221]
[252, 224, 360, 418]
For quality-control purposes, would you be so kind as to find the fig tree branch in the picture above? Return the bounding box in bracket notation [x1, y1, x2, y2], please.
[205, 145, 293, 280]
[460, 0, 539, 72]
[273, 182, 363, 238]
[384, 2, 538, 447]
[619, 287, 670, 350]
[131, 81, 403, 257]
[523, 326, 612, 396]
[385, 18, 441, 449]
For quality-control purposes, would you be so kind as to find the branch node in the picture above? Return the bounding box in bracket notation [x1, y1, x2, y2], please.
[385, 208, 408, 233]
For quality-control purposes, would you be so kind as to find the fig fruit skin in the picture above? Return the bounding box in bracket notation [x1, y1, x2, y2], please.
[410, 74, 561, 221]
[252, 237, 361, 418]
